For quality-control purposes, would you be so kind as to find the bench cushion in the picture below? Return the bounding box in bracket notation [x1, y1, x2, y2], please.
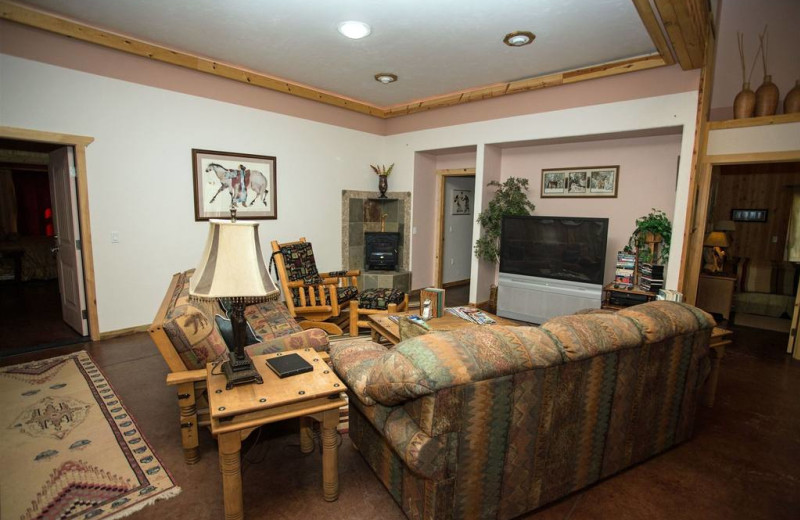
[358, 288, 405, 310]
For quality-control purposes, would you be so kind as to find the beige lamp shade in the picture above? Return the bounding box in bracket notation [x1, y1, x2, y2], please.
[703, 231, 730, 248]
[190, 219, 279, 302]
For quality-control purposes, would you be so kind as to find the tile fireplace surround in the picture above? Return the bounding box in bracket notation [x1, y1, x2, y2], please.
[341, 190, 411, 291]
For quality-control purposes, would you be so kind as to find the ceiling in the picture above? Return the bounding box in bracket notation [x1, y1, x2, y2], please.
[11, 0, 663, 110]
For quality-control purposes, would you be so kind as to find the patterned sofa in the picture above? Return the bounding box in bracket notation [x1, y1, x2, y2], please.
[330, 301, 715, 520]
[149, 269, 329, 463]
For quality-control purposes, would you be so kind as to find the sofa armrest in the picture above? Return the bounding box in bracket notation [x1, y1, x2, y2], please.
[245, 327, 329, 357]
[329, 339, 390, 406]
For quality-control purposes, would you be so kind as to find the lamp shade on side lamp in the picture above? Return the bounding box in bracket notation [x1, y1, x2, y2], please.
[190, 219, 279, 388]
[703, 231, 730, 248]
[714, 220, 736, 232]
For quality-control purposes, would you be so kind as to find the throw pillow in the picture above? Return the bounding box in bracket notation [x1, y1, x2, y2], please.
[214, 314, 263, 352]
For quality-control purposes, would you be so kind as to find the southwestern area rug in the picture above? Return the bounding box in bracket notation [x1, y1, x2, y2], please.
[0, 351, 180, 520]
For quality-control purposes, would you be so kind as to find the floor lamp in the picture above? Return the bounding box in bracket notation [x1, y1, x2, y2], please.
[189, 210, 279, 388]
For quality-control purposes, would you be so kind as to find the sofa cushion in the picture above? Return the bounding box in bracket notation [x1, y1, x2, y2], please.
[539, 313, 643, 362]
[363, 326, 563, 406]
[329, 338, 390, 406]
[161, 270, 228, 370]
[382, 408, 448, 480]
[244, 300, 304, 340]
[245, 328, 329, 357]
[617, 301, 715, 343]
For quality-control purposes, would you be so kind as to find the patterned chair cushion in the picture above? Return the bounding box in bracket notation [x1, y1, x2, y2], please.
[289, 284, 359, 308]
[358, 288, 405, 310]
[280, 242, 322, 284]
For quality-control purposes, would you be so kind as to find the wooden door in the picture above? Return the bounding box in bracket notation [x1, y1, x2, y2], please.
[49, 147, 88, 335]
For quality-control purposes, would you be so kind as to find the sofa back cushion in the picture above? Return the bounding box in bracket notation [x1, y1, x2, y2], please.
[161, 270, 228, 370]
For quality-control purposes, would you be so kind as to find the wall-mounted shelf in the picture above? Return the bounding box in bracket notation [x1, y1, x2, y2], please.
[707, 113, 800, 131]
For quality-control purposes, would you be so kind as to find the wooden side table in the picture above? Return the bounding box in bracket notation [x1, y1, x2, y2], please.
[207, 349, 347, 520]
[696, 274, 737, 320]
[601, 283, 657, 310]
[704, 327, 733, 407]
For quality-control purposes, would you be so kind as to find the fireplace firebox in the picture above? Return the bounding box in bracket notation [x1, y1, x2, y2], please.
[365, 232, 400, 271]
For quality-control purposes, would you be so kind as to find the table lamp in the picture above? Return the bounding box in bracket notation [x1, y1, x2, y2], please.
[703, 230, 730, 273]
[190, 209, 279, 388]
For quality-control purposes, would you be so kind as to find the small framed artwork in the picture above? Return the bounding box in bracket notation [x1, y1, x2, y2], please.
[541, 166, 619, 198]
[192, 149, 277, 221]
[451, 190, 472, 215]
[731, 209, 768, 222]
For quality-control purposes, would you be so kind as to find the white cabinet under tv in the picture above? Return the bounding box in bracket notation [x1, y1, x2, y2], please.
[496, 273, 602, 325]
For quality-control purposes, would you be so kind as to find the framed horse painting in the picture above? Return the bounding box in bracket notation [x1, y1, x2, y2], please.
[541, 165, 618, 198]
[192, 149, 277, 220]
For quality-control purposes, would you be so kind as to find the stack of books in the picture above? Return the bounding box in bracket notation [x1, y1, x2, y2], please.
[657, 289, 684, 302]
[614, 252, 636, 288]
[420, 287, 446, 318]
[446, 307, 496, 325]
[639, 263, 665, 293]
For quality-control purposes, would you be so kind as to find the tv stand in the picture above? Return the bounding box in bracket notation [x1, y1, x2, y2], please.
[496, 273, 603, 324]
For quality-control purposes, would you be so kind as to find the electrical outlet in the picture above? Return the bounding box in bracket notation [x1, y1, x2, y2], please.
[111, 231, 120, 244]
[412, 226, 417, 235]
[450, 258, 454, 265]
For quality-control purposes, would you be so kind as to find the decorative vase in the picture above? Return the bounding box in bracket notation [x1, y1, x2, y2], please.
[785, 80, 800, 114]
[733, 82, 756, 119]
[378, 174, 388, 198]
[754, 75, 779, 116]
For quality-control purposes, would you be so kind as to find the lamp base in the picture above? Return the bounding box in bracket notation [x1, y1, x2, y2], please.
[222, 356, 263, 390]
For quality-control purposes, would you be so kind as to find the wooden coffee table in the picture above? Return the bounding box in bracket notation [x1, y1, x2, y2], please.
[704, 327, 733, 407]
[207, 349, 347, 520]
[368, 309, 518, 345]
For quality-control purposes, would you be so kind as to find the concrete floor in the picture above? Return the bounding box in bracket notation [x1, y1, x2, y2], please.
[2, 323, 798, 520]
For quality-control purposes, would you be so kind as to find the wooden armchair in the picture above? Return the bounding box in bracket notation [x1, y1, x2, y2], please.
[271, 238, 360, 336]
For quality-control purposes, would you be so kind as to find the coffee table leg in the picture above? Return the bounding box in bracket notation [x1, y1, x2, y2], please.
[299, 416, 314, 454]
[321, 409, 340, 501]
[218, 432, 244, 520]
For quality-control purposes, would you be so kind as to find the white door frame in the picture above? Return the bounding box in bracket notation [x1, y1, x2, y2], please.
[1, 126, 99, 340]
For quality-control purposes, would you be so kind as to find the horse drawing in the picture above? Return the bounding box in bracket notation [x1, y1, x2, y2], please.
[205, 163, 269, 207]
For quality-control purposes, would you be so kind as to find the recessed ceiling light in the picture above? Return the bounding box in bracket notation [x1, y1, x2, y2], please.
[503, 31, 535, 47]
[338, 21, 371, 39]
[374, 73, 398, 84]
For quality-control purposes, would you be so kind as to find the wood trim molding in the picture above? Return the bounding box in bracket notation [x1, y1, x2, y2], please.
[704, 150, 800, 165]
[632, 0, 676, 65]
[434, 169, 476, 288]
[98, 324, 149, 340]
[1, 1, 669, 119]
[707, 113, 800, 131]
[0, 125, 100, 341]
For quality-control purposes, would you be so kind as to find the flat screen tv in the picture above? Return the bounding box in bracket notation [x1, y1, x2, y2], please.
[499, 216, 609, 285]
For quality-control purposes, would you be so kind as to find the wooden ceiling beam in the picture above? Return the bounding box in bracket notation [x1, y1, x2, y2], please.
[631, 0, 676, 65]
[654, 0, 709, 70]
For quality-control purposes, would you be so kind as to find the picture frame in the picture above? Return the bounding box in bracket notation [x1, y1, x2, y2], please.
[731, 209, 767, 222]
[451, 189, 472, 215]
[192, 149, 277, 221]
[541, 166, 619, 198]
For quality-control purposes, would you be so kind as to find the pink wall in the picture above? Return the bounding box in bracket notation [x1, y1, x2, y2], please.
[500, 133, 682, 284]
[710, 0, 800, 120]
[435, 152, 477, 170]
[411, 152, 437, 290]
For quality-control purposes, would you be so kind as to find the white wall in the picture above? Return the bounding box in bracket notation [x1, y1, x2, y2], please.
[388, 92, 699, 302]
[443, 176, 476, 284]
[0, 54, 384, 333]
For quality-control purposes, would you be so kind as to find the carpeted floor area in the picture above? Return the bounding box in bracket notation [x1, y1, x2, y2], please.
[1, 321, 798, 519]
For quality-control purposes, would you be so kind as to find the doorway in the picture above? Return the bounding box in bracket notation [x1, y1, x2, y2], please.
[0, 130, 96, 355]
[435, 169, 476, 292]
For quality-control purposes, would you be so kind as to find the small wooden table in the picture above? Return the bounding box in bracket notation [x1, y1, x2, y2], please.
[704, 326, 733, 407]
[207, 349, 347, 520]
[368, 310, 518, 345]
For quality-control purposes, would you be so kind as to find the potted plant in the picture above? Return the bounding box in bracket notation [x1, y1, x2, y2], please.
[371, 163, 394, 198]
[474, 177, 536, 263]
[624, 208, 672, 265]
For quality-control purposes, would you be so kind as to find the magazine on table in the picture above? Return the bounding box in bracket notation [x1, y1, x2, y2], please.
[446, 307, 496, 325]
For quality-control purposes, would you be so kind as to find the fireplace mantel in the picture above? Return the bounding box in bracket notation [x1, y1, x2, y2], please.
[341, 190, 411, 272]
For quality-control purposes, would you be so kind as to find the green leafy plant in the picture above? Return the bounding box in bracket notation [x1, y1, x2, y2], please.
[474, 177, 536, 263]
[624, 208, 672, 264]
[370, 163, 394, 176]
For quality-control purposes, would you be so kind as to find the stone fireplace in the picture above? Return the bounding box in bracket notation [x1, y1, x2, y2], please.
[342, 190, 411, 292]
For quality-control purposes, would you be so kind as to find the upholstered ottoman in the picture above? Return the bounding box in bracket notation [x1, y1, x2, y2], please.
[349, 287, 409, 336]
